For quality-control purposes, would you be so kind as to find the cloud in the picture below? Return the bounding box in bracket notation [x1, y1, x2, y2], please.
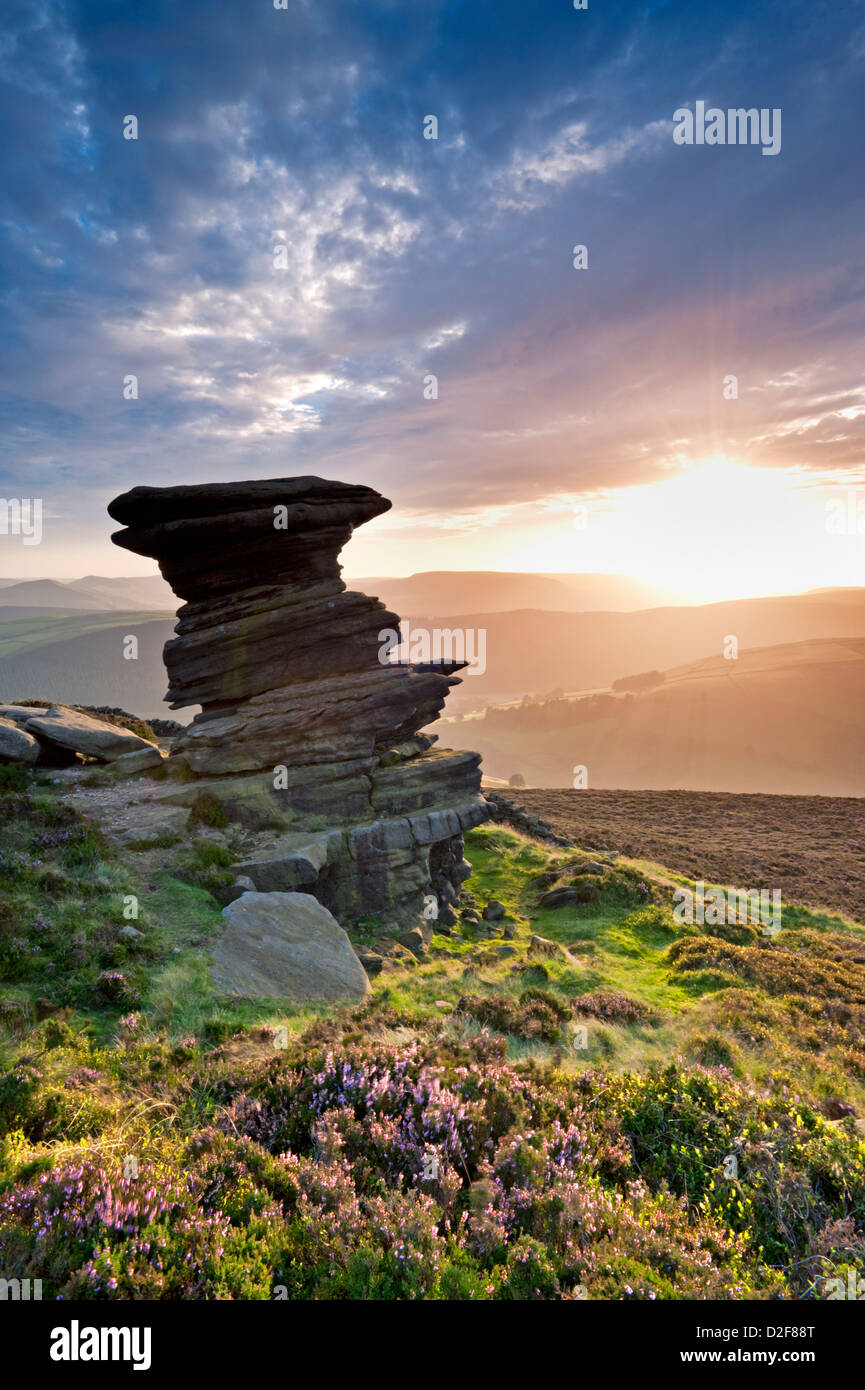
[489, 118, 669, 210]
[0, 0, 862, 576]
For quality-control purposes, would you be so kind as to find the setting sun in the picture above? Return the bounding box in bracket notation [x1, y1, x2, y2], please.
[562, 457, 838, 602]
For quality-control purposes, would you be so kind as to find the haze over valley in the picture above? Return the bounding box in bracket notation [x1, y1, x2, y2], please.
[3, 573, 864, 798]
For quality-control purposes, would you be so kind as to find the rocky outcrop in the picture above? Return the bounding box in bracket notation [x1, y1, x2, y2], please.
[108, 476, 490, 937]
[484, 790, 574, 848]
[0, 704, 158, 767]
[23, 706, 157, 762]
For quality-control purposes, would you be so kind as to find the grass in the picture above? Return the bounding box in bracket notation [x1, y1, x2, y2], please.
[0, 612, 171, 661]
[361, 824, 865, 1111]
[514, 788, 865, 921]
[1, 784, 864, 1299]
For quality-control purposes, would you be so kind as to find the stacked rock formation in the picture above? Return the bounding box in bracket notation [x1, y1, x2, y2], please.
[108, 476, 490, 933]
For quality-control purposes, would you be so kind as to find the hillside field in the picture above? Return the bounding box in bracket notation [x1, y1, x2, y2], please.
[444, 638, 865, 794]
[512, 788, 865, 922]
[1, 764, 864, 1301]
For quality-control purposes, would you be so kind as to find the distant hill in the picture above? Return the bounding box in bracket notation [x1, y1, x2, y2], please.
[348, 571, 674, 614]
[0, 575, 175, 610]
[3, 584, 865, 742]
[0, 610, 187, 721]
[1, 570, 668, 613]
[442, 636, 865, 795]
[66, 574, 175, 608]
[414, 588, 865, 709]
[0, 580, 111, 609]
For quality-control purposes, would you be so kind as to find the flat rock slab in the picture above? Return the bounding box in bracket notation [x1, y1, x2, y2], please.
[0, 705, 49, 723]
[113, 803, 189, 844]
[24, 706, 156, 762]
[211, 891, 370, 1002]
[538, 887, 578, 909]
[238, 829, 343, 891]
[0, 717, 40, 764]
[109, 745, 167, 777]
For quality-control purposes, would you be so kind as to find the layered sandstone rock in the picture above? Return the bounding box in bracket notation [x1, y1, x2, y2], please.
[108, 476, 489, 935]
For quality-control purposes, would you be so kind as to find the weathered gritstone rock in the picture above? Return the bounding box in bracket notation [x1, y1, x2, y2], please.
[108, 475, 490, 938]
[0, 717, 40, 764]
[484, 790, 574, 848]
[0, 705, 49, 723]
[109, 745, 168, 777]
[23, 706, 157, 763]
[212, 892, 371, 1002]
[0, 704, 160, 768]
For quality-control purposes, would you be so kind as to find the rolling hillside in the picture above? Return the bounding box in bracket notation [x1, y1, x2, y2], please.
[416, 587, 865, 709]
[0, 575, 175, 609]
[348, 570, 675, 614]
[441, 636, 865, 795]
[3, 585, 865, 751]
[0, 609, 182, 720]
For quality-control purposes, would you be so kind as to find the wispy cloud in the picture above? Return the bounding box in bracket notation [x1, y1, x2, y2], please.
[0, 0, 862, 576]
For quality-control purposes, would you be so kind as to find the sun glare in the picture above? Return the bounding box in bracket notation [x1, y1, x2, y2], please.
[514, 457, 860, 604]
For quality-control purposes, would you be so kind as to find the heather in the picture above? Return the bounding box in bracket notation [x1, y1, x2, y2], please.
[1, 781, 865, 1298]
[0, 1028, 821, 1300]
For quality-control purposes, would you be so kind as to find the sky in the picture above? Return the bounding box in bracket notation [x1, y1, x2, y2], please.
[0, 0, 864, 600]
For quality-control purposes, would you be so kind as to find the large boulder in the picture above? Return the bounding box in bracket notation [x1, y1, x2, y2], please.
[0, 717, 40, 764]
[23, 706, 156, 763]
[211, 891, 371, 1002]
[528, 934, 564, 958]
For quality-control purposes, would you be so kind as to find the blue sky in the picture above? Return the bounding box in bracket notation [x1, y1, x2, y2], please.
[1, 0, 864, 587]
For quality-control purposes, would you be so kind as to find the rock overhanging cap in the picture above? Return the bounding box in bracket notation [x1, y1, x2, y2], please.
[107, 475, 392, 600]
[108, 476, 390, 526]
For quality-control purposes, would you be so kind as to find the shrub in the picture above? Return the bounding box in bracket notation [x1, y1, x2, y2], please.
[0, 765, 31, 794]
[95, 971, 139, 1007]
[669, 936, 865, 1004]
[174, 841, 236, 903]
[458, 989, 570, 1043]
[572, 992, 655, 1024]
[188, 794, 228, 830]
